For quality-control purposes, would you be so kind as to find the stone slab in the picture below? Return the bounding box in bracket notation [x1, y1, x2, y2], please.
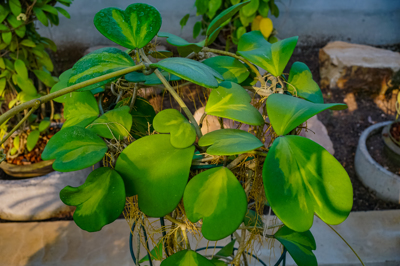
[0, 210, 399, 265]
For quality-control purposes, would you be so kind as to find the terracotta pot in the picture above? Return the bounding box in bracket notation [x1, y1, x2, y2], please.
[0, 159, 55, 178]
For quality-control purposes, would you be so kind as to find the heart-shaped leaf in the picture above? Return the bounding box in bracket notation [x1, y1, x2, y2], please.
[153, 109, 196, 149]
[116, 96, 156, 139]
[60, 167, 126, 232]
[199, 129, 263, 155]
[205, 81, 264, 126]
[267, 94, 347, 136]
[68, 47, 135, 92]
[206, 0, 250, 35]
[287, 62, 323, 104]
[63, 91, 99, 129]
[184, 167, 247, 240]
[94, 3, 162, 49]
[87, 106, 132, 140]
[125, 69, 181, 85]
[50, 69, 72, 103]
[42, 126, 108, 172]
[263, 135, 353, 232]
[150, 58, 223, 88]
[115, 134, 194, 216]
[157, 32, 204, 57]
[237, 31, 298, 76]
[161, 250, 214, 266]
[202, 56, 249, 83]
[274, 226, 317, 266]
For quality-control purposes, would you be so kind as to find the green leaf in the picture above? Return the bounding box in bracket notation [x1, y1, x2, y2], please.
[13, 136, 20, 150]
[161, 250, 215, 266]
[9, 0, 21, 16]
[0, 78, 6, 96]
[33, 70, 56, 87]
[269, 0, 280, 17]
[239, 8, 255, 27]
[242, 0, 259, 17]
[150, 58, 223, 88]
[139, 239, 164, 263]
[0, 58, 5, 69]
[207, 0, 250, 36]
[20, 39, 36, 47]
[42, 126, 108, 172]
[2, 31, 12, 45]
[125, 70, 181, 85]
[17, 91, 41, 103]
[259, 1, 270, 17]
[14, 59, 28, 79]
[91, 86, 105, 94]
[180, 14, 190, 30]
[287, 62, 323, 104]
[50, 69, 72, 103]
[68, 47, 135, 92]
[115, 134, 194, 216]
[0, 6, 10, 23]
[56, 7, 71, 19]
[195, 0, 209, 16]
[157, 32, 204, 57]
[205, 81, 264, 126]
[27, 130, 40, 151]
[236, 26, 246, 40]
[237, 31, 298, 76]
[94, 3, 162, 49]
[202, 56, 249, 83]
[33, 7, 48, 26]
[215, 239, 236, 257]
[63, 91, 99, 128]
[263, 135, 353, 232]
[39, 118, 51, 132]
[267, 94, 347, 136]
[184, 167, 247, 240]
[41, 37, 57, 52]
[208, 0, 222, 19]
[41, 4, 58, 15]
[87, 106, 132, 140]
[199, 129, 263, 155]
[274, 226, 317, 266]
[193, 21, 202, 39]
[153, 109, 196, 149]
[36, 51, 54, 71]
[243, 209, 264, 232]
[60, 167, 126, 232]
[148, 50, 173, 59]
[16, 75, 37, 96]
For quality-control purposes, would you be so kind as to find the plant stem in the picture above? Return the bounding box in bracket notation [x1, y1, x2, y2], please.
[0, 63, 146, 128]
[0, 101, 40, 147]
[129, 84, 139, 112]
[181, 227, 191, 250]
[202, 47, 266, 88]
[139, 49, 203, 138]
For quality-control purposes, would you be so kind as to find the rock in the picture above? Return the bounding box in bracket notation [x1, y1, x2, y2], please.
[319, 41, 400, 91]
[0, 165, 97, 221]
[304, 115, 335, 155]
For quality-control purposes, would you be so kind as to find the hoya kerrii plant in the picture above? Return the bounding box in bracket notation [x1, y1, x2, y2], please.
[0, 0, 73, 167]
[0, 2, 358, 265]
[181, 0, 279, 51]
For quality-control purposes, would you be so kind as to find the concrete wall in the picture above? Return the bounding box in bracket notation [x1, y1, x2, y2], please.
[37, 0, 400, 49]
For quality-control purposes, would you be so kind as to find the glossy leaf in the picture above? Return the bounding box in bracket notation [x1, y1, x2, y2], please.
[237, 31, 298, 76]
[115, 134, 194, 216]
[33, 7, 48, 26]
[208, 0, 222, 19]
[199, 129, 263, 155]
[63, 91, 99, 128]
[56, 7, 71, 19]
[239, 7, 255, 27]
[33, 70, 56, 87]
[151, 58, 223, 88]
[68, 47, 135, 92]
[202, 56, 249, 83]
[0, 6, 10, 23]
[206, 0, 250, 35]
[241, 0, 259, 17]
[153, 109, 196, 149]
[14, 59, 28, 79]
[287, 62, 323, 104]
[42, 126, 108, 172]
[267, 94, 347, 136]
[13, 136, 20, 150]
[157, 32, 204, 57]
[87, 106, 132, 140]
[205, 81, 264, 126]
[263, 135, 353, 232]
[161, 250, 214, 266]
[184, 167, 247, 240]
[94, 3, 162, 49]
[39, 118, 51, 132]
[259, 18, 273, 38]
[15, 75, 37, 96]
[274, 226, 317, 266]
[60, 167, 126, 232]
[259, 1, 270, 17]
[125, 70, 181, 85]
[50, 69, 72, 103]
[27, 130, 40, 152]
[9, 0, 21, 16]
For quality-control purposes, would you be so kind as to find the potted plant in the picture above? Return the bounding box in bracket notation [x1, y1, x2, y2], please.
[0, 2, 359, 265]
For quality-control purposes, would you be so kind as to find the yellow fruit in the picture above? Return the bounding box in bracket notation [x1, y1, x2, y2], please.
[259, 18, 273, 38]
[251, 15, 262, 31]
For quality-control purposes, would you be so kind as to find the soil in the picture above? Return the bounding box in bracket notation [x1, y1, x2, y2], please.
[390, 121, 400, 143]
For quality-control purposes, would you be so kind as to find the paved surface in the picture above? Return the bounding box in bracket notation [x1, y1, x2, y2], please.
[0, 210, 399, 266]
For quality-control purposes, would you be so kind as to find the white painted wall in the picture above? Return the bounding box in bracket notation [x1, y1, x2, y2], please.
[37, 0, 400, 48]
